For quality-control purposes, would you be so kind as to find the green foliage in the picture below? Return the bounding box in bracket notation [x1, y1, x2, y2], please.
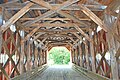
[48, 47, 70, 65]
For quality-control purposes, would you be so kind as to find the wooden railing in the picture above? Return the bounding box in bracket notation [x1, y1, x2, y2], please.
[11, 64, 48, 80]
[72, 64, 111, 80]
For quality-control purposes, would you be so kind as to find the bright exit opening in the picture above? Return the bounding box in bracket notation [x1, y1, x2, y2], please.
[48, 47, 71, 65]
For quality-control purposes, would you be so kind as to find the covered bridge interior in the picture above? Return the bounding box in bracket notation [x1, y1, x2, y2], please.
[0, 0, 120, 80]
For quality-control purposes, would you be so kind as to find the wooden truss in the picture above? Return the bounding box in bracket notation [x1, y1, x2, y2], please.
[0, 0, 120, 80]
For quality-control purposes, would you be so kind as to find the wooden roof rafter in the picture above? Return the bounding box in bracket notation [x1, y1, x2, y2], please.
[0, 1, 34, 33]
[23, 0, 80, 27]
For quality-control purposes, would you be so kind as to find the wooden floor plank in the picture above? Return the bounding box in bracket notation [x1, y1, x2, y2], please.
[31, 65, 92, 80]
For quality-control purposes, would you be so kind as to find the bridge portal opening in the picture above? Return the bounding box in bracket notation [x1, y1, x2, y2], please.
[48, 47, 71, 65]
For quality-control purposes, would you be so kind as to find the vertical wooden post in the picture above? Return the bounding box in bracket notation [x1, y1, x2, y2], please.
[20, 42, 24, 74]
[0, 31, 2, 79]
[77, 45, 80, 66]
[76, 45, 79, 65]
[23, 41, 27, 72]
[44, 50, 46, 64]
[40, 48, 42, 66]
[15, 32, 20, 72]
[0, 23, 2, 63]
[26, 40, 31, 71]
[45, 50, 47, 64]
[71, 48, 73, 63]
[74, 47, 77, 64]
[42, 50, 45, 64]
[42, 50, 44, 65]
[73, 48, 75, 64]
[0, 8, 3, 78]
[85, 41, 90, 70]
[34, 46, 38, 67]
[32, 42, 35, 69]
[78, 42, 83, 67]
[9, 32, 13, 75]
[89, 29, 96, 72]
[0, 7, 4, 56]
[37, 47, 40, 67]
[106, 33, 119, 80]
[0, 31, 2, 60]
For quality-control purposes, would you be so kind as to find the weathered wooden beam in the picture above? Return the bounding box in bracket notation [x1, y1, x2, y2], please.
[32, 33, 45, 42]
[0, 64, 10, 80]
[21, 25, 42, 43]
[4, 3, 106, 11]
[71, 48, 74, 63]
[34, 46, 38, 67]
[20, 41, 25, 74]
[23, 0, 79, 27]
[73, 24, 91, 42]
[20, 17, 91, 21]
[79, 4, 120, 43]
[45, 50, 47, 64]
[30, 0, 53, 9]
[48, 42, 68, 45]
[85, 40, 90, 70]
[0, 0, 18, 7]
[89, 29, 96, 73]
[78, 42, 83, 67]
[74, 47, 77, 64]
[106, 0, 120, 14]
[68, 41, 74, 47]
[68, 37, 75, 43]
[28, 22, 81, 27]
[58, 11, 89, 27]
[37, 33, 75, 39]
[2, 37, 20, 75]
[106, 32, 119, 80]
[116, 47, 120, 59]
[0, 31, 2, 61]
[26, 41, 31, 71]
[72, 32, 86, 44]
[24, 29, 79, 33]
[78, 4, 108, 32]
[0, 2, 34, 33]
